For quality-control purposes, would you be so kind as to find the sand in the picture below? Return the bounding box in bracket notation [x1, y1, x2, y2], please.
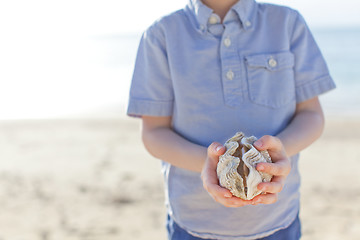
[0, 117, 359, 240]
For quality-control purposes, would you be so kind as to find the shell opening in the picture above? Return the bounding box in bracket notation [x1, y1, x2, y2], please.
[233, 140, 250, 197]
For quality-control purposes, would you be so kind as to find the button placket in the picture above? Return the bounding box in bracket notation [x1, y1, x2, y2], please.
[219, 24, 243, 107]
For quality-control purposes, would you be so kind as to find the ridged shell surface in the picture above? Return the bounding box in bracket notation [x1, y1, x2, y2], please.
[216, 132, 273, 200]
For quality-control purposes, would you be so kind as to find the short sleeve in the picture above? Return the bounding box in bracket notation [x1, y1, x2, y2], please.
[290, 11, 336, 103]
[127, 25, 174, 118]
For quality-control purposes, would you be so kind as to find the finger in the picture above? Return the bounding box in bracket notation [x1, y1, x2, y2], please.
[253, 135, 282, 152]
[202, 168, 253, 206]
[251, 193, 278, 205]
[201, 161, 233, 198]
[207, 142, 226, 160]
[256, 161, 291, 176]
[205, 181, 233, 198]
[257, 177, 284, 194]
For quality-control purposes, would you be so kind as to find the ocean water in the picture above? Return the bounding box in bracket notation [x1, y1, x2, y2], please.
[312, 27, 360, 116]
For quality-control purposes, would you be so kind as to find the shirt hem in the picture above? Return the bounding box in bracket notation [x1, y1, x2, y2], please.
[127, 98, 174, 118]
[169, 208, 299, 240]
[296, 75, 336, 103]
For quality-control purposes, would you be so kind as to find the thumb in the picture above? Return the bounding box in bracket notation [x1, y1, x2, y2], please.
[207, 142, 226, 158]
[254, 135, 282, 152]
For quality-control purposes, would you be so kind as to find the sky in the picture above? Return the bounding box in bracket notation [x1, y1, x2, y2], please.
[0, 0, 359, 119]
[2, 0, 359, 36]
[52, 0, 360, 35]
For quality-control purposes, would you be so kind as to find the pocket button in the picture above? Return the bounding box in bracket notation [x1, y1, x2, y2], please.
[268, 58, 277, 68]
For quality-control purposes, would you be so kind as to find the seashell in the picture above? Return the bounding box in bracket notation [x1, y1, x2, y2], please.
[216, 132, 273, 200]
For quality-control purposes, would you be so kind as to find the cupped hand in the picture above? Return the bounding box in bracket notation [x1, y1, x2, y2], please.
[251, 135, 291, 205]
[201, 142, 253, 208]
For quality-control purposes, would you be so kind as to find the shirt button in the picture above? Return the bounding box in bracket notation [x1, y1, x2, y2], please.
[224, 37, 231, 47]
[268, 58, 277, 68]
[245, 21, 251, 27]
[226, 70, 234, 80]
[208, 13, 220, 24]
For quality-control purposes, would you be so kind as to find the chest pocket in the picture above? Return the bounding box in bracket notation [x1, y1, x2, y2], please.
[245, 52, 295, 108]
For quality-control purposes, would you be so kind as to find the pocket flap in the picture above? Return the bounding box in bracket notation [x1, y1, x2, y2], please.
[245, 52, 295, 71]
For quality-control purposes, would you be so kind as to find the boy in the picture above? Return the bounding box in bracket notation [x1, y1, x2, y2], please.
[127, 0, 336, 239]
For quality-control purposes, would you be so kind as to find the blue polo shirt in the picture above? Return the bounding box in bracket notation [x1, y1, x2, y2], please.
[127, 0, 336, 239]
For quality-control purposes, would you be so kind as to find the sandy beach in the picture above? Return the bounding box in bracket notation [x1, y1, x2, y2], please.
[0, 116, 359, 240]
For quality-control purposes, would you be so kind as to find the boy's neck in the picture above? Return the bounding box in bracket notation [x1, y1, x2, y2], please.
[202, 0, 239, 21]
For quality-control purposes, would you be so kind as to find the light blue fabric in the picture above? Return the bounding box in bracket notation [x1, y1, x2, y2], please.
[127, 0, 336, 239]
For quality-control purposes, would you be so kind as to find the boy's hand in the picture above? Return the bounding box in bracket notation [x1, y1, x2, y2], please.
[201, 136, 290, 207]
[251, 135, 291, 205]
[201, 142, 252, 208]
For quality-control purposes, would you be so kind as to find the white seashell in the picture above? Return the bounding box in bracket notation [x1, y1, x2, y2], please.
[216, 132, 273, 200]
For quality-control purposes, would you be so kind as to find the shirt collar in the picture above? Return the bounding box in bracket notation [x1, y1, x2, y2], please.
[187, 0, 257, 33]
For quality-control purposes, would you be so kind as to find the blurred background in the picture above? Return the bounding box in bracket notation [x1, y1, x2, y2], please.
[0, 0, 359, 239]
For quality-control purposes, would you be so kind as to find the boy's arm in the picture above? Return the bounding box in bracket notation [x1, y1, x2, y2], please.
[141, 115, 207, 172]
[276, 96, 325, 157]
